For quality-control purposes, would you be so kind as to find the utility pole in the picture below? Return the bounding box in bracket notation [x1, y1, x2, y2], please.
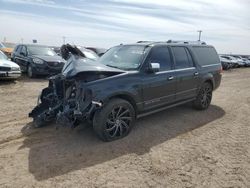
[197, 30, 202, 41]
[62, 36, 66, 44]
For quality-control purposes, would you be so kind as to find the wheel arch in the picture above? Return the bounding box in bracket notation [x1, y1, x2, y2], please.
[107, 93, 138, 115]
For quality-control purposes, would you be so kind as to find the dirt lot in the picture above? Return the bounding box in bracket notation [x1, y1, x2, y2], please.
[0, 68, 249, 188]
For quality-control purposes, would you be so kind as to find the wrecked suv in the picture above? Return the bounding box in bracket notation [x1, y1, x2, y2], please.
[29, 42, 222, 141]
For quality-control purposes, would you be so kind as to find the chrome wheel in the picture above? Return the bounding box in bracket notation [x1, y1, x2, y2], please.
[106, 106, 132, 138]
[200, 84, 212, 108]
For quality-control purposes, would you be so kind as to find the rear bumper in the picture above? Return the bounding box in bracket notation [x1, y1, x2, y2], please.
[0, 71, 21, 79]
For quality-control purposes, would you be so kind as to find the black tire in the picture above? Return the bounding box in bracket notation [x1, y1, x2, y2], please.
[93, 98, 135, 142]
[193, 82, 213, 110]
[27, 64, 35, 78]
[33, 116, 47, 128]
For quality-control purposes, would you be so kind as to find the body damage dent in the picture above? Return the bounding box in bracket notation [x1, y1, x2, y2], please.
[29, 57, 124, 128]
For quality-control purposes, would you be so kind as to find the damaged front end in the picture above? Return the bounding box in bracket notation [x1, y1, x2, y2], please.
[29, 74, 102, 128]
[29, 44, 124, 128]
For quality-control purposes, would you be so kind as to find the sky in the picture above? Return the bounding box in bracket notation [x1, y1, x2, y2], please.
[0, 0, 249, 54]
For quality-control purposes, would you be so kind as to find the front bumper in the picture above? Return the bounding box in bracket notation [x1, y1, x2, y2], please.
[0, 71, 21, 79]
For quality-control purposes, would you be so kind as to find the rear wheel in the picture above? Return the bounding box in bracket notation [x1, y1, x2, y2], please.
[193, 82, 213, 110]
[93, 98, 135, 142]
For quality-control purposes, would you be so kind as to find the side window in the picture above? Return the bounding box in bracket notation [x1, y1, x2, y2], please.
[20, 46, 27, 56]
[147, 46, 172, 71]
[16, 46, 22, 54]
[192, 46, 220, 66]
[172, 47, 192, 69]
[185, 48, 194, 67]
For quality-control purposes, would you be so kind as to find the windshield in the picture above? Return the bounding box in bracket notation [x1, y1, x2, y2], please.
[28, 46, 56, 56]
[0, 51, 8, 60]
[98, 45, 146, 70]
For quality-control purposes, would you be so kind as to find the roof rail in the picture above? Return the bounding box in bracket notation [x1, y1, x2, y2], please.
[136, 41, 154, 43]
[166, 40, 206, 45]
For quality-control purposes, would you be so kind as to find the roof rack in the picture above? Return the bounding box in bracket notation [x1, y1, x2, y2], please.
[137, 40, 207, 45]
[136, 41, 154, 43]
[166, 40, 206, 45]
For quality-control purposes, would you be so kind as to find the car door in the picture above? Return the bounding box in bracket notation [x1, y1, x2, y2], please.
[141, 45, 176, 110]
[171, 46, 199, 101]
[17, 45, 29, 71]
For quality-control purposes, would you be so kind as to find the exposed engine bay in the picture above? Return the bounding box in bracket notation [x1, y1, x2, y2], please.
[29, 44, 124, 128]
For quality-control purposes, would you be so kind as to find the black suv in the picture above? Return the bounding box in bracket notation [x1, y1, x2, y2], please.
[29, 41, 222, 141]
[11, 44, 66, 77]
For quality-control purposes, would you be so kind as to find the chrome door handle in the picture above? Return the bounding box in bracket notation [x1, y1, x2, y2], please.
[194, 72, 199, 76]
[168, 76, 174, 80]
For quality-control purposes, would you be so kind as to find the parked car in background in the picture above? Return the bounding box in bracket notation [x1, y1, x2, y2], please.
[0, 42, 13, 58]
[219, 55, 233, 70]
[86, 47, 107, 56]
[77, 46, 99, 60]
[29, 41, 222, 141]
[230, 55, 245, 67]
[242, 58, 250, 67]
[11, 44, 66, 78]
[0, 51, 21, 79]
[60, 44, 99, 61]
[220, 55, 240, 68]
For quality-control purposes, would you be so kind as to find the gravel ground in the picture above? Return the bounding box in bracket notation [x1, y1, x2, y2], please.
[0, 68, 249, 187]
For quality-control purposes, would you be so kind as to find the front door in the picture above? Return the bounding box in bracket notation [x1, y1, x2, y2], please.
[142, 45, 177, 110]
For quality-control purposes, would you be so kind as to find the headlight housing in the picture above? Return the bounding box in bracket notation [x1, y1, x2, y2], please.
[33, 58, 44, 64]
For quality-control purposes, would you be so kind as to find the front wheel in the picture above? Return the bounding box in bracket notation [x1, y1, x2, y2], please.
[193, 82, 213, 110]
[93, 98, 135, 142]
[27, 64, 35, 78]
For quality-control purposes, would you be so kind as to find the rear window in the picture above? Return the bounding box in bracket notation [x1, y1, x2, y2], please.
[192, 46, 220, 66]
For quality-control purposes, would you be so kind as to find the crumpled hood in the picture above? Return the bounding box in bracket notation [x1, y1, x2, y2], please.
[0, 59, 20, 68]
[31, 55, 66, 63]
[62, 56, 125, 78]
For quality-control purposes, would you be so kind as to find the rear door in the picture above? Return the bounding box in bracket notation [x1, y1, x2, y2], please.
[142, 45, 176, 110]
[171, 46, 199, 101]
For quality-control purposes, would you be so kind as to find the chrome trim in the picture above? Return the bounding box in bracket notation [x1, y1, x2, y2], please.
[138, 98, 195, 118]
[176, 88, 197, 94]
[156, 67, 195, 74]
[202, 63, 221, 67]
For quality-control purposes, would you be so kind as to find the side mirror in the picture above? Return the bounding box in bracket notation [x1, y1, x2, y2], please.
[147, 63, 160, 73]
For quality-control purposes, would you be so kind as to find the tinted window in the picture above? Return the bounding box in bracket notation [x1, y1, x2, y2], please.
[172, 47, 192, 69]
[186, 48, 194, 66]
[147, 46, 172, 71]
[16, 45, 22, 54]
[192, 46, 220, 66]
[20, 46, 27, 55]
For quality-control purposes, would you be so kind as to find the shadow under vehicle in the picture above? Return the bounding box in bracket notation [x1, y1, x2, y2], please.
[23, 104, 225, 180]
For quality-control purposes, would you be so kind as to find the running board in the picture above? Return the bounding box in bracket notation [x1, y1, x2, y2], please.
[137, 98, 195, 119]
